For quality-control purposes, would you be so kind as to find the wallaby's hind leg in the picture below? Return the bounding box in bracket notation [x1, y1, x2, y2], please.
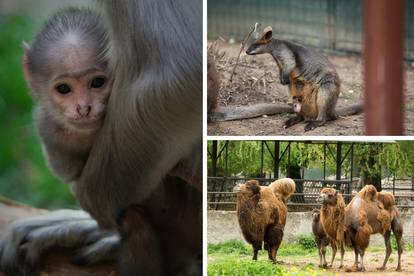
[284, 115, 303, 129]
[304, 82, 338, 131]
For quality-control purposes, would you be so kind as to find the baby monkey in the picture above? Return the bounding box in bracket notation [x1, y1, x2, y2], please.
[23, 7, 112, 182]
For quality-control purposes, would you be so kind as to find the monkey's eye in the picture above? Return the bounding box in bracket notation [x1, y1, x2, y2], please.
[55, 83, 71, 94]
[90, 77, 106, 89]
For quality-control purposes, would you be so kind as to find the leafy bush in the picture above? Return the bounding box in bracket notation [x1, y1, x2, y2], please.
[297, 235, 317, 250]
[208, 240, 251, 255]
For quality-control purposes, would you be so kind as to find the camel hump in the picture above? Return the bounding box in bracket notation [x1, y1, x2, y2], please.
[268, 178, 296, 203]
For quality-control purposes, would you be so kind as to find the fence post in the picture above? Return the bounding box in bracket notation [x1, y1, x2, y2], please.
[364, 0, 405, 134]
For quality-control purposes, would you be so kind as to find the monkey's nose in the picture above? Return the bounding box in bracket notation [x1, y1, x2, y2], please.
[76, 105, 92, 117]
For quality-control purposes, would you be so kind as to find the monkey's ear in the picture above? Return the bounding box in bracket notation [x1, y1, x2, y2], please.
[260, 26, 273, 42]
[22, 42, 36, 91]
[334, 190, 338, 196]
[22, 41, 30, 51]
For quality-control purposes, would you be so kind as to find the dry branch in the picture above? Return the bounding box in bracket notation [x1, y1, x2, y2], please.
[228, 23, 259, 83]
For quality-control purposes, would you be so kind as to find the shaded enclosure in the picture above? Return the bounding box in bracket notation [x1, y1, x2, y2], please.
[208, 0, 414, 60]
[207, 141, 414, 210]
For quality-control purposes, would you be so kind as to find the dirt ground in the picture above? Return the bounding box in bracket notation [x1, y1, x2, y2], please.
[208, 251, 414, 276]
[283, 250, 414, 276]
[207, 41, 414, 136]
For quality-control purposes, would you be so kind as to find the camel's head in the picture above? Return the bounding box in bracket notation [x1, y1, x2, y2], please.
[317, 187, 339, 206]
[233, 180, 260, 196]
[311, 209, 321, 222]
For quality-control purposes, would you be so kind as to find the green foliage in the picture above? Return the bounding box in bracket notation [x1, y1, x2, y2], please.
[0, 15, 76, 209]
[208, 240, 251, 255]
[208, 141, 414, 180]
[208, 259, 286, 276]
[297, 235, 317, 250]
[208, 240, 325, 276]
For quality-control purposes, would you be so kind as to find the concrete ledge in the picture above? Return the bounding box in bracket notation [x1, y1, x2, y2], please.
[208, 210, 414, 246]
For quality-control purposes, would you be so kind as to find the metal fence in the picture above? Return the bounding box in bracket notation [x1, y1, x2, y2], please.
[207, 177, 414, 210]
[208, 0, 414, 60]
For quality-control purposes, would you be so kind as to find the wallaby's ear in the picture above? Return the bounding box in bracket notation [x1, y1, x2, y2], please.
[260, 26, 273, 42]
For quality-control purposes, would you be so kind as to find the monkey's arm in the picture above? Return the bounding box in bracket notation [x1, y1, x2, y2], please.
[0, 210, 119, 276]
[73, 0, 202, 228]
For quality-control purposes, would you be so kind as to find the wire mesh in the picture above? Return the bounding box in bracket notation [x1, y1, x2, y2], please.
[208, 0, 414, 60]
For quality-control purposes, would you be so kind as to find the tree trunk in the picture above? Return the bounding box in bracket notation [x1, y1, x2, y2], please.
[287, 164, 304, 203]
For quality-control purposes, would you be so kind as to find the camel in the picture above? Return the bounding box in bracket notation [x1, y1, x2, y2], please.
[344, 185, 402, 272]
[316, 187, 347, 268]
[311, 209, 337, 268]
[233, 179, 295, 263]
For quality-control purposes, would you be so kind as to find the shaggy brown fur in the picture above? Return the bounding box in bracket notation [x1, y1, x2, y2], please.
[312, 209, 336, 268]
[344, 185, 394, 272]
[268, 178, 296, 203]
[234, 180, 292, 263]
[317, 188, 346, 268]
[378, 191, 403, 271]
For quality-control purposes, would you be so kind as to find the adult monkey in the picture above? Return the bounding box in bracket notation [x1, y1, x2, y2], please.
[0, 1, 202, 275]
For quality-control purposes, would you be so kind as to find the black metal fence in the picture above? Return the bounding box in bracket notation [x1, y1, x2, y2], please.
[208, 177, 414, 210]
[208, 0, 414, 60]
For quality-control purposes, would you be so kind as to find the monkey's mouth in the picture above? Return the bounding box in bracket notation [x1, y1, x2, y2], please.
[69, 117, 102, 129]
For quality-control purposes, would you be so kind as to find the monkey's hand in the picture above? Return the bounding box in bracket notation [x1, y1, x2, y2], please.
[279, 71, 290, 85]
[0, 210, 119, 276]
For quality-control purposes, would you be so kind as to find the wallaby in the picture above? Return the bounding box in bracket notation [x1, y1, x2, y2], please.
[246, 26, 363, 131]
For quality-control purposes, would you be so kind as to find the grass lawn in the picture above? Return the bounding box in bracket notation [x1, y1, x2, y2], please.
[208, 236, 413, 276]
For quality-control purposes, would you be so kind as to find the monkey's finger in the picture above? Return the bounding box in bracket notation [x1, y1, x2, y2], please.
[71, 234, 120, 266]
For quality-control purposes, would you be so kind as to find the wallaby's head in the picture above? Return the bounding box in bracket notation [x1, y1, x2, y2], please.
[246, 26, 273, 55]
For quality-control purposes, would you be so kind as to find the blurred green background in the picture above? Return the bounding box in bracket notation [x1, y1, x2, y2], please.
[0, 0, 92, 209]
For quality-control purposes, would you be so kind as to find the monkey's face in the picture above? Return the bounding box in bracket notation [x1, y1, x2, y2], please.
[48, 68, 113, 131]
[317, 188, 338, 206]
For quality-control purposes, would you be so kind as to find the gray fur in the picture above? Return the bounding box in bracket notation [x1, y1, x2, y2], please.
[27, 7, 108, 88]
[25, 7, 109, 183]
[0, 210, 119, 275]
[75, 0, 202, 259]
[1, 1, 202, 275]
[247, 38, 338, 90]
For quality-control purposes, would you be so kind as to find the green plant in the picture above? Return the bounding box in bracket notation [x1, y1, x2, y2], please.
[297, 235, 317, 250]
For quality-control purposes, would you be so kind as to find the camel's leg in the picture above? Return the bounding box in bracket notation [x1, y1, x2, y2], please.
[252, 243, 261, 261]
[328, 242, 336, 268]
[339, 242, 345, 268]
[378, 230, 392, 270]
[265, 226, 283, 263]
[392, 217, 403, 271]
[353, 246, 359, 270]
[359, 248, 366, 272]
[320, 243, 327, 268]
[317, 241, 323, 267]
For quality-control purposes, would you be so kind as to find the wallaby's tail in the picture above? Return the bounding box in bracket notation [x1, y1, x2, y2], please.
[336, 102, 364, 117]
[268, 178, 296, 203]
[209, 102, 364, 122]
[208, 103, 292, 122]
